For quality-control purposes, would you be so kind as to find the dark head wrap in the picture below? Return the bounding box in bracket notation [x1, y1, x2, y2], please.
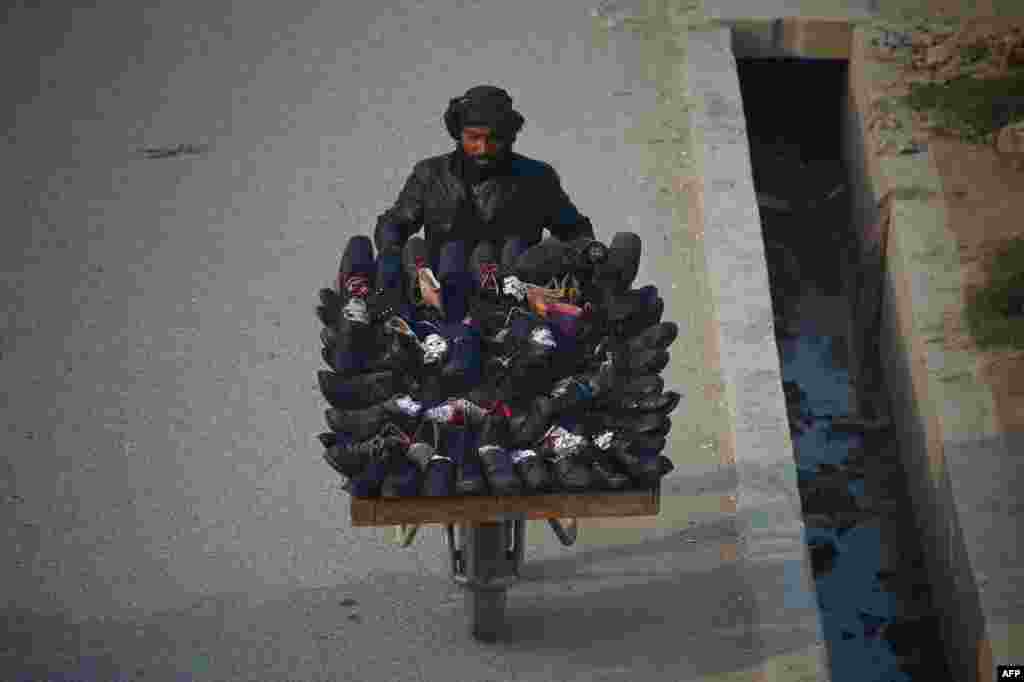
[443, 85, 525, 143]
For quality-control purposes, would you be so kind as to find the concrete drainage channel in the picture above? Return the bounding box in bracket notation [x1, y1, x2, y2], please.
[735, 57, 953, 681]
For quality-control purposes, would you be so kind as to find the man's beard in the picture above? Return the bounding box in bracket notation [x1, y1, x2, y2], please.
[456, 147, 509, 185]
[470, 149, 506, 169]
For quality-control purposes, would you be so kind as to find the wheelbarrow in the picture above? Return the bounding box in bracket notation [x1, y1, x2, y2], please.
[350, 486, 661, 642]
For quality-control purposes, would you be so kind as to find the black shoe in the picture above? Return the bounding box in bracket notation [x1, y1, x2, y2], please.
[405, 421, 454, 496]
[466, 377, 502, 408]
[468, 241, 524, 339]
[444, 424, 489, 496]
[379, 426, 423, 498]
[602, 284, 655, 316]
[605, 292, 664, 338]
[421, 397, 490, 429]
[500, 236, 530, 266]
[508, 396, 555, 448]
[587, 406, 672, 437]
[412, 321, 450, 407]
[507, 447, 555, 493]
[316, 287, 342, 328]
[476, 410, 524, 496]
[514, 237, 608, 288]
[544, 376, 597, 417]
[324, 431, 400, 482]
[440, 320, 483, 395]
[438, 240, 473, 324]
[320, 325, 338, 348]
[617, 348, 671, 376]
[608, 390, 682, 416]
[325, 394, 423, 441]
[590, 431, 669, 486]
[469, 240, 501, 299]
[322, 313, 422, 377]
[589, 426, 668, 454]
[591, 232, 642, 301]
[625, 433, 668, 454]
[587, 446, 632, 491]
[502, 310, 559, 366]
[370, 322, 425, 375]
[630, 298, 666, 338]
[535, 423, 594, 492]
[599, 411, 672, 436]
[537, 362, 616, 422]
[584, 323, 677, 375]
[318, 370, 405, 411]
[322, 433, 368, 478]
[328, 237, 376, 376]
[470, 296, 520, 343]
[368, 245, 407, 324]
[346, 433, 409, 499]
[625, 321, 679, 354]
[616, 374, 665, 398]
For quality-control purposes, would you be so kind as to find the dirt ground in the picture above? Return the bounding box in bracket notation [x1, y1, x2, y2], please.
[864, 14, 1024, 433]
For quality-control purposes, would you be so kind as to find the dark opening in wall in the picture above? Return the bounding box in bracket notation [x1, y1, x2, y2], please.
[739, 58, 848, 162]
[735, 57, 954, 682]
[739, 58, 851, 301]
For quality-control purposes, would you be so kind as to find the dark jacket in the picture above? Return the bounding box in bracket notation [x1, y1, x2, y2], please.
[374, 150, 595, 269]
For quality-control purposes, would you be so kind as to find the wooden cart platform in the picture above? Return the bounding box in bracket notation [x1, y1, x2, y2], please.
[350, 486, 660, 526]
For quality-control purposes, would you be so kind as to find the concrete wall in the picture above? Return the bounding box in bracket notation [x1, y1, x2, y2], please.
[839, 24, 1022, 682]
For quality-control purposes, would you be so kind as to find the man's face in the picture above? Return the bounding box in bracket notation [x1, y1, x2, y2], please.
[460, 126, 507, 167]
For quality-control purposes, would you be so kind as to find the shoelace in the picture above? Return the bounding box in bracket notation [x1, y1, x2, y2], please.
[486, 400, 512, 418]
[478, 263, 499, 295]
[379, 422, 412, 448]
[342, 274, 370, 298]
[502, 304, 533, 329]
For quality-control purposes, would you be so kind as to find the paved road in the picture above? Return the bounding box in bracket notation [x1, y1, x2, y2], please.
[1, 1, 778, 680]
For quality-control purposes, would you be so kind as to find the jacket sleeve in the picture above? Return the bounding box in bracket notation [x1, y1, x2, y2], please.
[543, 164, 596, 243]
[374, 163, 427, 252]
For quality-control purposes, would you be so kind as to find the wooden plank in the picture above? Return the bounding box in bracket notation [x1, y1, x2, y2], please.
[349, 489, 660, 527]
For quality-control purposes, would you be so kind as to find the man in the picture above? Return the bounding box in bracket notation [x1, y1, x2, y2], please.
[374, 84, 597, 271]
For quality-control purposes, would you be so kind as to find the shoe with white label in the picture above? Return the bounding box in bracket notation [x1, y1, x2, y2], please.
[324, 394, 424, 442]
[535, 423, 594, 492]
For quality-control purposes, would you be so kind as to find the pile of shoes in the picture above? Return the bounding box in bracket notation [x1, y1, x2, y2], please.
[314, 232, 680, 498]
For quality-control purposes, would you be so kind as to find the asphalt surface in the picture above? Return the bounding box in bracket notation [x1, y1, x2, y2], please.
[1, 1, 763, 680]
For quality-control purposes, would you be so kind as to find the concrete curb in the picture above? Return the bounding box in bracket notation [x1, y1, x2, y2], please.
[688, 26, 833, 681]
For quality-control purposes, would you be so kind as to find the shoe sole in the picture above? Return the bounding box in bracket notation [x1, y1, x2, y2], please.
[321, 326, 338, 348]
[616, 375, 664, 397]
[318, 370, 400, 410]
[602, 411, 668, 434]
[613, 390, 682, 415]
[619, 349, 670, 376]
[627, 321, 679, 353]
